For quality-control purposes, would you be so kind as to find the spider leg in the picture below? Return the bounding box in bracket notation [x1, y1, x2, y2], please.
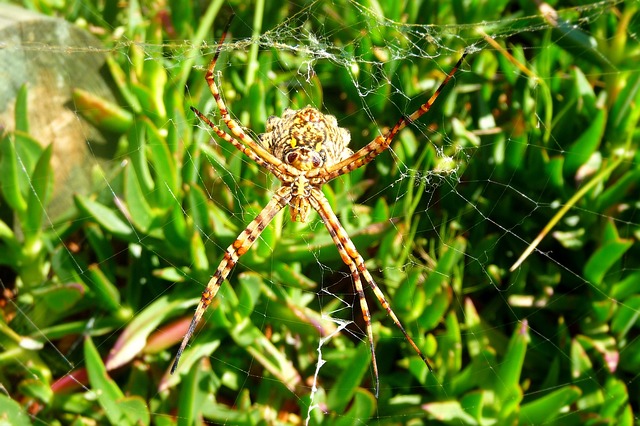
[171, 187, 291, 374]
[198, 15, 295, 181]
[316, 51, 468, 182]
[309, 188, 432, 398]
[191, 106, 290, 181]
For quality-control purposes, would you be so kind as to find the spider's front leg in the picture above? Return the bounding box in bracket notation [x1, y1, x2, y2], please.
[313, 51, 468, 183]
[171, 187, 291, 374]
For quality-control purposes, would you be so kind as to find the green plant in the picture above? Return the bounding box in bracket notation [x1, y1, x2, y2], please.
[1, 0, 639, 425]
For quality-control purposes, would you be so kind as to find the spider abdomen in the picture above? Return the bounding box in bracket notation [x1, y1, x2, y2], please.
[258, 106, 353, 170]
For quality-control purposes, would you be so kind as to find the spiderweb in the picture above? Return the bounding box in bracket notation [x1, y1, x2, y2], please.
[1, 0, 639, 424]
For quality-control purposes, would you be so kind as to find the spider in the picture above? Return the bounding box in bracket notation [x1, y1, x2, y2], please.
[171, 18, 466, 397]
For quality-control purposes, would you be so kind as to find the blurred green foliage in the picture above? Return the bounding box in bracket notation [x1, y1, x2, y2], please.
[1, 0, 639, 424]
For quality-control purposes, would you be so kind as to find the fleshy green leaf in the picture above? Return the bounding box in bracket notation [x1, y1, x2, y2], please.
[422, 400, 480, 424]
[333, 388, 376, 426]
[85, 337, 151, 425]
[520, 385, 582, 424]
[74, 194, 134, 238]
[563, 107, 606, 177]
[15, 84, 29, 134]
[0, 133, 28, 215]
[583, 238, 633, 286]
[124, 162, 154, 232]
[0, 394, 32, 426]
[327, 342, 372, 412]
[106, 295, 196, 370]
[85, 265, 121, 313]
[72, 88, 134, 133]
[85, 336, 127, 422]
[230, 317, 301, 393]
[25, 144, 53, 239]
[144, 119, 178, 208]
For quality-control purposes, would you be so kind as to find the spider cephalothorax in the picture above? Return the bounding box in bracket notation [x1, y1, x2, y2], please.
[259, 106, 353, 170]
[171, 16, 466, 397]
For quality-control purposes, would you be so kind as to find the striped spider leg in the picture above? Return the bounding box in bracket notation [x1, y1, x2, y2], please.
[171, 16, 466, 397]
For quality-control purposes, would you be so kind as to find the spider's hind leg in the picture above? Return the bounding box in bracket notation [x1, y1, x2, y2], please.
[309, 188, 432, 397]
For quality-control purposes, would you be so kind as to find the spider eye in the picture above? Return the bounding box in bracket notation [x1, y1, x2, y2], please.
[312, 156, 322, 168]
[286, 152, 298, 164]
